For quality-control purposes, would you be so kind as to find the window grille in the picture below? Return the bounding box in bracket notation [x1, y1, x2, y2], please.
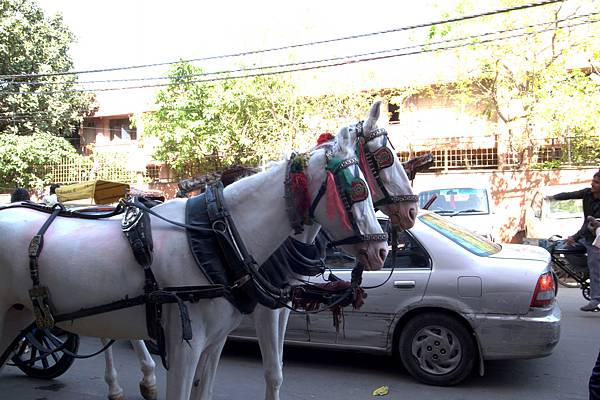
[145, 165, 161, 181]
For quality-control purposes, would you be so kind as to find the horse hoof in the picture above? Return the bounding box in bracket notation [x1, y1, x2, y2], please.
[108, 394, 126, 400]
[140, 382, 158, 400]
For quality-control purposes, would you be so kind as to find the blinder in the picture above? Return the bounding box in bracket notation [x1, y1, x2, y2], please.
[297, 151, 387, 246]
[349, 179, 368, 203]
[327, 156, 369, 206]
[372, 147, 395, 170]
[353, 121, 419, 206]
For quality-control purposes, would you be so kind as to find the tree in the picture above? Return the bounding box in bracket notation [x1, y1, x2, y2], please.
[135, 62, 378, 177]
[0, 131, 82, 189]
[0, 0, 96, 190]
[0, 0, 97, 137]
[423, 0, 600, 167]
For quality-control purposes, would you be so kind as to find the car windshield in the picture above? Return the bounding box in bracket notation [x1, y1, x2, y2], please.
[419, 213, 501, 256]
[546, 198, 583, 219]
[419, 188, 490, 215]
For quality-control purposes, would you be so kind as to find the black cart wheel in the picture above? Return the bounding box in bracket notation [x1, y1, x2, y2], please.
[11, 326, 79, 379]
[398, 313, 475, 386]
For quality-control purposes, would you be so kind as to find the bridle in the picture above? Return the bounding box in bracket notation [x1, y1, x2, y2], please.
[285, 151, 388, 248]
[352, 120, 419, 208]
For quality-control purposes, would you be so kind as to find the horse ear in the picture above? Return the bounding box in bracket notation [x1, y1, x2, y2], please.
[365, 100, 383, 129]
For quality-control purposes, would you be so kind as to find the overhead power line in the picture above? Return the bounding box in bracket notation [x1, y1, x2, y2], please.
[0, 0, 564, 80]
[4, 15, 597, 96]
[5, 11, 596, 90]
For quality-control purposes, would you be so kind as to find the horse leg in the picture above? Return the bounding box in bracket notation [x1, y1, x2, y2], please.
[130, 340, 157, 400]
[164, 306, 204, 400]
[253, 306, 290, 400]
[102, 338, 126, 400]
[277, 308, 291, 367]
[189, 336, 229, 400]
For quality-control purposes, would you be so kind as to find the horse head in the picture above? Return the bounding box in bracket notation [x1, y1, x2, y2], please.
[337, 100, 418, 230]
[305, 134, 388, 271]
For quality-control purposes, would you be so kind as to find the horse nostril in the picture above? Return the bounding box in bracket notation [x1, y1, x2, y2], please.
[409, 207, 417, 220]
[379, 248, 388, 262]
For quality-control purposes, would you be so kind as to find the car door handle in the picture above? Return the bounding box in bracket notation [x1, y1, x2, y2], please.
[394, 280, 416, 289]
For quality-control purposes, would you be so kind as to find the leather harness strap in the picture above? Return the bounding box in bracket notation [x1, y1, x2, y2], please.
[10, 200, 225, 370]
[205, 183, 293, 309]
[28, 204, 64, 329]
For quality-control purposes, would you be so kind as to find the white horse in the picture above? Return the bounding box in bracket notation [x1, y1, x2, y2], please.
[102, 100, 418, 400]
[0, 133, 387, 400]
[243, 101, 418, 400]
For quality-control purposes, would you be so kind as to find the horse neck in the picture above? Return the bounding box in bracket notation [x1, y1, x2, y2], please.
[223, 161, 292, 265]
[291, 223, 322, 244]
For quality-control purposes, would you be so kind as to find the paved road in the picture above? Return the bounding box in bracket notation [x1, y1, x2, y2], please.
[0, 287, 598, 400]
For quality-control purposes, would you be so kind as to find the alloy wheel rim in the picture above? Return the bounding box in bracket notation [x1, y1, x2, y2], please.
[411, 325, 462, 375]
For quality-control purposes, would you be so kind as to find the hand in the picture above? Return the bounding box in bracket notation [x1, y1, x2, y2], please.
[565, 236, 576, 246]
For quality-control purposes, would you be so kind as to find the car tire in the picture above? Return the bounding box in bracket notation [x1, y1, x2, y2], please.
[398, 313, 475, 386]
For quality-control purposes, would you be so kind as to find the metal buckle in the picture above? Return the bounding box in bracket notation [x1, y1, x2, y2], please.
[28, 235, 42, 257]
[29, 286, 55, 329]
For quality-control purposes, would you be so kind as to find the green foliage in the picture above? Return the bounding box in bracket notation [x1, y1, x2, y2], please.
[425, 0, 600, 166]
[0, 131, 82, 189]
[532, 160, 562, 169]
[0, 0, 97, 136]
[135, 62, 378, 177]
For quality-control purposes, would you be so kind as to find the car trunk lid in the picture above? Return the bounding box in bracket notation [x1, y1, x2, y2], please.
[488, 244, 550, 263]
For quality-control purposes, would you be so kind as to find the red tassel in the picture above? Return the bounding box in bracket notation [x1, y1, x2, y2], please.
[326, 171, 353, 231]
[316, 132, 335, 146]
[358, 145, 378, 196]
[290, 172, 310, 218]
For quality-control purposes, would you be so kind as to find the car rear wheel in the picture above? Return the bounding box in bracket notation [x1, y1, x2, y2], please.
[398, 313, 475, 386]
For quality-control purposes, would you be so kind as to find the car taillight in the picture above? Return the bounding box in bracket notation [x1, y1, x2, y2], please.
[530, 272, 556, 308]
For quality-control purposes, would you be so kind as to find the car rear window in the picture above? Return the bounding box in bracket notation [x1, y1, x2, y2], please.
[419, 213, 501, 256]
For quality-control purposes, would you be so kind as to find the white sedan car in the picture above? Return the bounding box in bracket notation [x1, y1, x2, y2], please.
[231, 212, 561, 386]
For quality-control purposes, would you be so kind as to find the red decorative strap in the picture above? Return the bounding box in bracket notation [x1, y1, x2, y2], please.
[325, 172, 352, 231]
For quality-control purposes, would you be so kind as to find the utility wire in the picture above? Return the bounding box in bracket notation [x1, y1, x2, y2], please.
[4, 16, 597, 95]
[0, 0, 565, 80]
[5, 11, 596, 89]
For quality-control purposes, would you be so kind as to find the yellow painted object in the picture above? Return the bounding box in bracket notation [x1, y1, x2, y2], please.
[372, 386, 389, 396]
[56, 180, 130, 204]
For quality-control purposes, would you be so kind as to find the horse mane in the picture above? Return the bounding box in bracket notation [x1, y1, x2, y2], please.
[177, 165, 260, 196]
[220, 165, 260, 187]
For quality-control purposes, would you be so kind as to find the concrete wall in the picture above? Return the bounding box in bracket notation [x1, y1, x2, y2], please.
[411, 167, 597, 243]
